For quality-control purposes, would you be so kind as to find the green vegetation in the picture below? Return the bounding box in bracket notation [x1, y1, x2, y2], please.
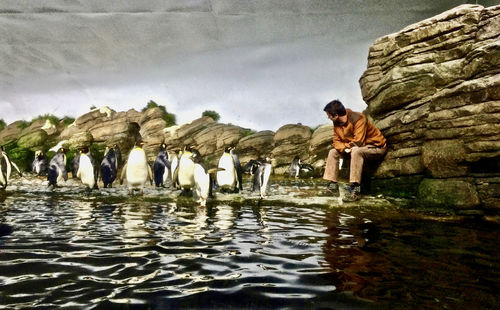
[62, 116, 75, 126]
[90, 105, 97, 110]
[142, 100, 177, 127]
[16, 121, 30, 130]
[31, 114, 59, 126]
[202, 110, 220, 122]
[2, 140, 33, 172]
[242, 128, 256, 137]
[0, 119, 6, 131]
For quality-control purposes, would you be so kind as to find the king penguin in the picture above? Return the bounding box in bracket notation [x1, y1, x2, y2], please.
[230, 147, 243, 191]
[0, 146, 23, 189]
[153, 143, 171, 188]
[100, 147, 117, 188]
[191, 149, 222, 206]
[174, 146, 196, 195]
[120, 140, 152, 194]
[32, 150, 48, 176]
[76, 146, 98, 190]
[48, 147, 68, 188]
[169, 149, 180, 189]
[216, 146, 239, 193]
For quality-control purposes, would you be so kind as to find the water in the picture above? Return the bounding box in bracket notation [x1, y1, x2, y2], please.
[0, 178, 499, 309]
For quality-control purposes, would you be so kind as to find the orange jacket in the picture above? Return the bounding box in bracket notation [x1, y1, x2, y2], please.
[333, 109, 386, 153]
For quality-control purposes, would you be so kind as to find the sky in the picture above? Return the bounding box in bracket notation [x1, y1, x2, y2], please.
[1, 0, 497, 131]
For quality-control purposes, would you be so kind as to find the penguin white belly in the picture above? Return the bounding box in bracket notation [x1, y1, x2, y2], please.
[217, 154, 236, 188]
[194, 164, 210, 206]
[170, 157, 178, 181]
[77, 155, 95, 188]
[260, 164, 272, 197]
[126, 150, 149, 188]
[178, 156, 195, 189]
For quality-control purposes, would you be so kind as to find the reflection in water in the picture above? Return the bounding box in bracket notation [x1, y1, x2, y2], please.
[0, 193, 498, 309]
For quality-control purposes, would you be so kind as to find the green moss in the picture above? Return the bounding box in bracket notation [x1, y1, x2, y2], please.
[368, 175, 424, 198]
[142, 100, 177, 126]
[17, 130, 48, 150]
[61, 116, 75, 126]
[16, 121, 30, 130]
[3, 140, 33, 172]
[0, 119, 6, 131]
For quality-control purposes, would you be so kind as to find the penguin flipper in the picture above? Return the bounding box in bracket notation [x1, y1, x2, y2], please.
[11, 161, 22, 177]
[147, 164, 153, 186]
[120, 163, 128, 185]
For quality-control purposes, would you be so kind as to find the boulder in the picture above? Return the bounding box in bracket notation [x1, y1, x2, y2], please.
[0, 121, 24, 144]
[67, 131, 94, 151]
[236, 130, 275, 165]
[360, 4, 500, 210]
[272, 124, 312, 168]
[17, 129, 48, 151]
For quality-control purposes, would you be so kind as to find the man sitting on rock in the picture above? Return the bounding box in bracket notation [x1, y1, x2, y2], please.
[323, 99, 387, 202]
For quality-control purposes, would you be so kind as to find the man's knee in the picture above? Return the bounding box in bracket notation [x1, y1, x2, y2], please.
[328, 149, 341, 158]
[351, 146, 361, 157]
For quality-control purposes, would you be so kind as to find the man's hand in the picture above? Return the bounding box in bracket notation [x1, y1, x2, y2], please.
[344, 148, 351, 154]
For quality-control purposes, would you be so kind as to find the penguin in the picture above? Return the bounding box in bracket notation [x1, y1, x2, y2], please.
[32, 150, 48, 176]
[153, 143, 171, 188]
[47, 147, 68, 188]
[173, 146, 197, 195]
[230, 147, 243, 191]
[249, 157, 272, 199]
[0, 146, 23, 189]
[169, 149, 181, 189]
[216, 146, 239, 193]
[289, 156, 301, 178]
[120, 140, 153, 194]
[298, 163, 314, 178]
[71, 153, 80, 179]
[114, 144, 122, 169]
[100, 147, 117, 188]
[76, 146, 98, 190]
[189, 149, 223, 206]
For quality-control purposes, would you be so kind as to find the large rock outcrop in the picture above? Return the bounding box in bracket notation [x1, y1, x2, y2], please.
[359, 4, 500, 210]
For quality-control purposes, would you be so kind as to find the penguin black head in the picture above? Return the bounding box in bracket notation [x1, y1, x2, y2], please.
[135, 140, 145, 148]
[0, 146, 4, 152]
[160, 143, 167, 151]
[59, 147, 67, 154]
[80, 146, 89, 154]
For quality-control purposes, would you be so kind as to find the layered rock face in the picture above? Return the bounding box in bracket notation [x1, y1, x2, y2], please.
[359, 4, 500, 209]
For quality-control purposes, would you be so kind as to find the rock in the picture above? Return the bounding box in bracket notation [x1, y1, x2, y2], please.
[417, 178, 481, 209]
[0, 121, 24, 144]
[236, 130, 275, 164]
[360, 4, 500, 209]
[67, 131, 94, 151]
[17, 129, 48, 150]
[272, 124, 312, 168]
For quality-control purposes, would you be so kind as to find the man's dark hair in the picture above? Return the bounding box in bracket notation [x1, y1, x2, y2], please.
[323, 99, 346, 117]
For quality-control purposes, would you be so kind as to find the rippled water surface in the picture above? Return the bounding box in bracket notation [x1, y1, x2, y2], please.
[0, 179, 499, 309]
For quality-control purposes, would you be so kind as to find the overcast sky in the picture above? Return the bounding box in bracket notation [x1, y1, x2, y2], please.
[1, 0, 496, 131]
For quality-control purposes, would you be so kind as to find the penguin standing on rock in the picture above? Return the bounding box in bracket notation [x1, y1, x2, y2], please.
[114, 144, 122, 170]
[76, 146, 99, 190]
[32, 150, 48, 176]
[174, 146, 197, 195]
[193, 152, 222, 206]
[289, 156, 301, 178]
[217, 146, 240, 193]
[169, 149, 181, 189]
[100, 147, 117, 188]
[153, 143, 171, 188]
[247, 157, 272, 199]
[120, 140, 152, 194]
[0, 146, 23, 189]
[48, 147, 68, 188]
[230, 147, 243, 191]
